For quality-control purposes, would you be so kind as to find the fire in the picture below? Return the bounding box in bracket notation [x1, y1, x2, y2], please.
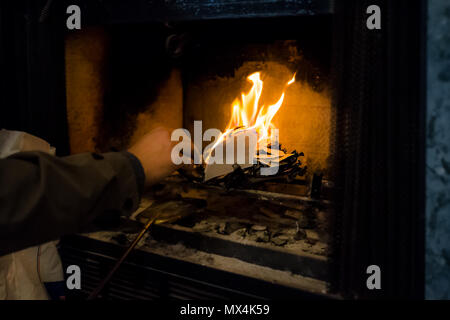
[205, 71, 295, 163]
[226, 72, 295, 140]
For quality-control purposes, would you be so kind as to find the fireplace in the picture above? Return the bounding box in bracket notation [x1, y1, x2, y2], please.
[1, 0, 426, 299]
[62, 6, 338, 298]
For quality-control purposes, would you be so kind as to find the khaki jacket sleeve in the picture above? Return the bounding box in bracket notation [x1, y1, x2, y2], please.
[0, 151, 142, 255]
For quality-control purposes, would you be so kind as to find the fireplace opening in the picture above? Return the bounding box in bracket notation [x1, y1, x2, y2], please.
[63, 16, 335, 296]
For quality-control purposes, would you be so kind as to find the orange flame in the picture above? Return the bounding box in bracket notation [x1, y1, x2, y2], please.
[205, 72, 295, 162]
[227, 72, 294, 140]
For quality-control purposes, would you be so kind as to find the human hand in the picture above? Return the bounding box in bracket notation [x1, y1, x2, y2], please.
[128, 127, 178, 186]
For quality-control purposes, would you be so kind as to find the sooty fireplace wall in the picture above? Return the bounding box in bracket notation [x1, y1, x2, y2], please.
[0, 0, 426, 299]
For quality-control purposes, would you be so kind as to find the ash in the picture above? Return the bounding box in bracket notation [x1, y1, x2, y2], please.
[85, 230, 327, 294]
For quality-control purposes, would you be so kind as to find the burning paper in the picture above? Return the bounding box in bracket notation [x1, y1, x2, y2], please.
[204, 72, 296, 181]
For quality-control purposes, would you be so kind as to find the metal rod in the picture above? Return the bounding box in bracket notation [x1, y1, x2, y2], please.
[87, 212, 160, 300]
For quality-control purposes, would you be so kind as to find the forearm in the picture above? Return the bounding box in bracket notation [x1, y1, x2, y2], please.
[0, 151, 144, 255]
